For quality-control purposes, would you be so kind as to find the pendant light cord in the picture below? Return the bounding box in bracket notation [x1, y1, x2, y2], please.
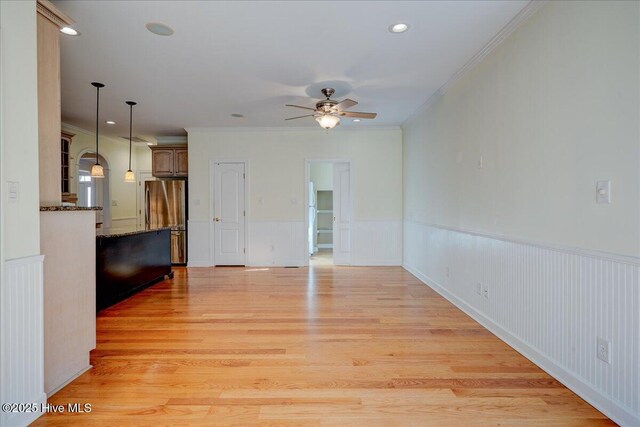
[95, 85, 100, 165]
[128, 103, 133, 171]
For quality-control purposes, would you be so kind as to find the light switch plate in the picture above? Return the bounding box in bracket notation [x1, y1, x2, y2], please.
[7, 181, 19, 203]
[596, 181, 611, 204]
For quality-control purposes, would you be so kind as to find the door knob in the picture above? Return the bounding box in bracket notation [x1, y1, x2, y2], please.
[214, 217, 220, 222]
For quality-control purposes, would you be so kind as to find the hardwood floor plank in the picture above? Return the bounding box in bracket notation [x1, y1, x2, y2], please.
[33, 265, 614, 425]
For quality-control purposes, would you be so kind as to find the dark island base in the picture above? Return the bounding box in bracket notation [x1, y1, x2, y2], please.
[97, 228, 172, 312]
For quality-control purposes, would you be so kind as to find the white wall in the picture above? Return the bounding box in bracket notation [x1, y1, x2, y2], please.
[63, 124, 152, 224]
[187, 128, 402, 266]
[404, 1, 639, 259]
[1, 0, 41, 260]
[310, 162, 333, 191]
[0, 2, 47, 426]
[402, 1, 639, 425]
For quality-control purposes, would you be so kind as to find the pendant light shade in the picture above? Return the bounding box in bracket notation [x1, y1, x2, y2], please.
[91, 164, 105, 178]
[124, 170, 135, 182]
[124, 101, 137, 182]
[91, 82, 105, 178]
[315, 114, 340, 130]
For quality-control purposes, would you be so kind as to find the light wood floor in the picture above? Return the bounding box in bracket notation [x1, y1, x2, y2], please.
[34, 265, 613, 426]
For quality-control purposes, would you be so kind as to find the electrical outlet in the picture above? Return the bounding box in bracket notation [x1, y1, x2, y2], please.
[483, 284, 489, 299]
[596, 337, 611, 364]
[446, 267, 450, 278]
[477, 155, 484, 169]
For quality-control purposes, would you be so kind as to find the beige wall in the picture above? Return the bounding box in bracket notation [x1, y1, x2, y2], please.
[403, 1, 640, 257]
[187, 128, 403, 222]
[1, 0, 41, 260]
[310, 162, 333, 191]
[63, 124, 152, 221]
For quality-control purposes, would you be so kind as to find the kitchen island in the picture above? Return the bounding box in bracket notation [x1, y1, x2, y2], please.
[96, 226, 172, 311]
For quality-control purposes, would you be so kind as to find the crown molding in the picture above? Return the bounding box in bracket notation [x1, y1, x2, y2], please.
[403, 0, 547, 126]
[185, 125, 401, 134]
[37, 0, 74, 27]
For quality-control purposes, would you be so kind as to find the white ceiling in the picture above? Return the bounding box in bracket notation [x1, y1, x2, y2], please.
[54, 0, 529, 137]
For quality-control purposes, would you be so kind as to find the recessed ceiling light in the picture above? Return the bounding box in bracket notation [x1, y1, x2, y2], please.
[353, 119, 361, 122]
[146, 22, 174, 36]
[389, 23, 409, 33]
[60, 26, 79, 36]
[105, 120, 116, 125]
[231, 113, 244, 118]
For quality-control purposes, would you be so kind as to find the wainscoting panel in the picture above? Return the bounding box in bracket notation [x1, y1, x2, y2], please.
[403, 220, 639, 426]
[248, 221, 306, 267]
[187, 220, 211, 267]
[352, 220, 402, 266]
[1, 255, 46, 427]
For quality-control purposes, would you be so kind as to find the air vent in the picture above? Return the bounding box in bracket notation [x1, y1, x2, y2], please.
[120, 136, 148, 143]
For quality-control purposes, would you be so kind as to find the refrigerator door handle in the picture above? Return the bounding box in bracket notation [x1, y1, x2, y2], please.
[145, 186, 150, 226]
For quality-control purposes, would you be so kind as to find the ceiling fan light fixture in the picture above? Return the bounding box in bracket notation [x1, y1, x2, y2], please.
[389, 23, 409, 33]
[316, 114, 340, 130]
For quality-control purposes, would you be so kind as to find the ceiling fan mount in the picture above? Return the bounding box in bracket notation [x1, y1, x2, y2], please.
[285, 88, 377, 129]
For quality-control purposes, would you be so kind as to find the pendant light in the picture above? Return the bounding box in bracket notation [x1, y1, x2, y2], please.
[90, 82, 105, 178]
[124, 101, 137, 182]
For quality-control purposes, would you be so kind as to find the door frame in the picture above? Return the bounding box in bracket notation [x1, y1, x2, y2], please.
[304, 159, 353, 266]
[209, 159, 249, 266]
[76, 149, 112, 227]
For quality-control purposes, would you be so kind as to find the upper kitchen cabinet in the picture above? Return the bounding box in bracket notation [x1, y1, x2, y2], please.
[150, 146, 188, 178]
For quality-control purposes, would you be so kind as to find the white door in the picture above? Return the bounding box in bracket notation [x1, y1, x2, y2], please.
[333, 162, 351, 265]
[214, 162, 246, 265]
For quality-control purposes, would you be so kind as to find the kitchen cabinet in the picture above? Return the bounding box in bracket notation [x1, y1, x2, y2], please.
[151, 146, 188, 178]
[61, 131, 77, 203]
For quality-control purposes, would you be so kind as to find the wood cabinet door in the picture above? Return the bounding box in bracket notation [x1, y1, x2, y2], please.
[152, 149, 174, 177]
[174, 149, 188, 176]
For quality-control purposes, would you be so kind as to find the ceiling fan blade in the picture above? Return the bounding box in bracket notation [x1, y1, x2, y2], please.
[334, 99, 358, 111]
[285, 104, 317, 112]
[339, 111, 377, 119]
[285, 114, 315, 121]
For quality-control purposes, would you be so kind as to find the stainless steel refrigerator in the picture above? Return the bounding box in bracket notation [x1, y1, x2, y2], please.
[145, 180, 187, 264]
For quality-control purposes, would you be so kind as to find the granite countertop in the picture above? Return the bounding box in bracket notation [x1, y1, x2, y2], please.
[40, 206, 103, 212]
[97, 225, 173, 238]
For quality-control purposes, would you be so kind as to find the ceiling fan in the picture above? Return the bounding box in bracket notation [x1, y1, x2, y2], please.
[285, 88, 377, 130]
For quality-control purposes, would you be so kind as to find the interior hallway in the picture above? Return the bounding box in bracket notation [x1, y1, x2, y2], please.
[34, 265, 612, 426]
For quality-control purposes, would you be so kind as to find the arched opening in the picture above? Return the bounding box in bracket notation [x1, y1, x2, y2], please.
[77, 152, 111, 227]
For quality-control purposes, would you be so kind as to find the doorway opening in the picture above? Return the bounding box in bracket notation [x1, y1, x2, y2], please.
[77, 152, 110, 227]
[309, 162, 334, 265]
[306, 160, 352, 267]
